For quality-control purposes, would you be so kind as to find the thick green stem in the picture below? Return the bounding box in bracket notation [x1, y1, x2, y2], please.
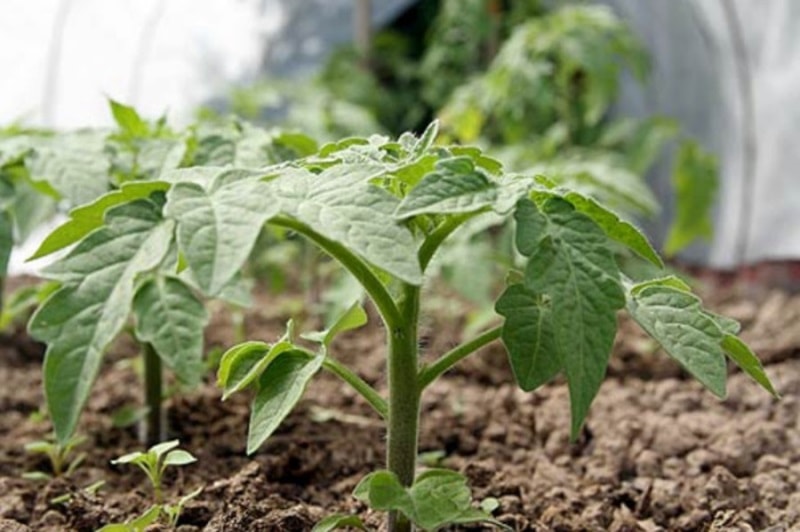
[142, 343, 165, 446]
[418, 325, 503, 390]
[322, 357, 387, 418]
[387, 284, 420, 532]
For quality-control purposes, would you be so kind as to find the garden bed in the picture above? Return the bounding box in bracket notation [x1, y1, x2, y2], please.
[0, 283, 798, 531]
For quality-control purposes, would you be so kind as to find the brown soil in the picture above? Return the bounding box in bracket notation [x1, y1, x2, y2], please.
[0, 284, 798, 531]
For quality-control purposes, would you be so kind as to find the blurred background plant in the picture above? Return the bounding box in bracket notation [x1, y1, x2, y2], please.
[204, 1, 716, 324]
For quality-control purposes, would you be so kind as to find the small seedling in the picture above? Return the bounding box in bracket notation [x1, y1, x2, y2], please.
[110, 440, 196, 503]
[97, 505, 162, 532]
[97, 487, 202, 532]
[22, 434, 86, 480]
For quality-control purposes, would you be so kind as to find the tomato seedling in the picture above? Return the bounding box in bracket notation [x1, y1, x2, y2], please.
[110, 439, 196, 504]
[29, 121, 775, 531]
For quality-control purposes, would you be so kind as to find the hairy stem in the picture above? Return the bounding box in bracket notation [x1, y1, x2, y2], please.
[269, 217, 402, 329]
[322, 357, 387, 418]
[385, 284, 421, 532]
[418, 325, 502, 390]
[141, 343, 165, 446]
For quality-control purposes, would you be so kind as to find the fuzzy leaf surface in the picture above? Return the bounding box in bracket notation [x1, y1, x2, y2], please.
[626, 284, 727, 397]
[30, 181, 170, 260]
[133, 275, 209, 386]
[272, 166, 422, 284]
[394, 157, 498, 218]
[166, 171, 278, 295]
[549, 190, 662, 267]
[29, 199, 173, 442]
[514, 198, 624, 437]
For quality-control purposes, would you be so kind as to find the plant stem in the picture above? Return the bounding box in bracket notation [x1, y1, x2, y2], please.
[322, 357, 387, 418]
[417, 325, 502, 390]
[418, 214, 476, 270]
[142, 343, 165, 446]
[386, 284, 420, 532]
[269, 217, 402, 329]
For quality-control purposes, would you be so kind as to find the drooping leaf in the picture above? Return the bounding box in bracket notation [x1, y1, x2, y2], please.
[247, 350, 323, 454]
[133, 275, 209, 386]
[664, 140, 718, 256]
[721, 334, 778, 397]
[30, 181, 170, 260]
[626, 284, 727, 397]
[272, 167, 423, 284]
[166, 171, 279, 295]
[29, 199, 173, 442]
[495, 283, 561, 391]
[513, 198, 625, 438]
[395, 157, 497, 219]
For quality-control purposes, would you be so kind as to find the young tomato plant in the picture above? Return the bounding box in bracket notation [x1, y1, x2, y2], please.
[110, 439, 196, 504]
[26, 101, 320, 446]
[29, 122, 775, 531]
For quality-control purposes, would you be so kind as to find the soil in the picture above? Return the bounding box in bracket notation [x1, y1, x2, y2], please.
[0, 280, 799, 531]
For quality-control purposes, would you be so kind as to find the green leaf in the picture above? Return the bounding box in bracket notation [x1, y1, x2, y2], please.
[412, 121, 439, 157]
[27, 131, 111, 206]
[162, 449, 196, 467]
[629, 275, 692, 296]
[664, 141, 718, 256]
[353, 470, 413, 513]
[109, 100, 150, 138]
[29, 199, 173, 442]
[312, 514, 368, 532]
[133, 275, 209, 386]
[247, 351, 323, 454]
[0, 209, 12, 277]
[353, 469, 500, 531]
[29, 181, 170, 260]
[149, 440, 180, 458]
[217, 339, 296, 400]
[395, 157, 497, 219]
[495, 284, 561, 391]
[128, 505, 163, 531]
[626, 284, 727, 397]
[513, 198, 625, 438]
[721, 334, 778, 397]
[165, 171, 279, 295]
[555, 190, 663, 267]
[705, 311, 741, 335]
[302, 300, 368, 348]
[273, 167, 422, 284]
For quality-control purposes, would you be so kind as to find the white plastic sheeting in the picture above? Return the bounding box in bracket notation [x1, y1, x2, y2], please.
[0, 0, 268, 128]
[602, 0, 800, 268]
